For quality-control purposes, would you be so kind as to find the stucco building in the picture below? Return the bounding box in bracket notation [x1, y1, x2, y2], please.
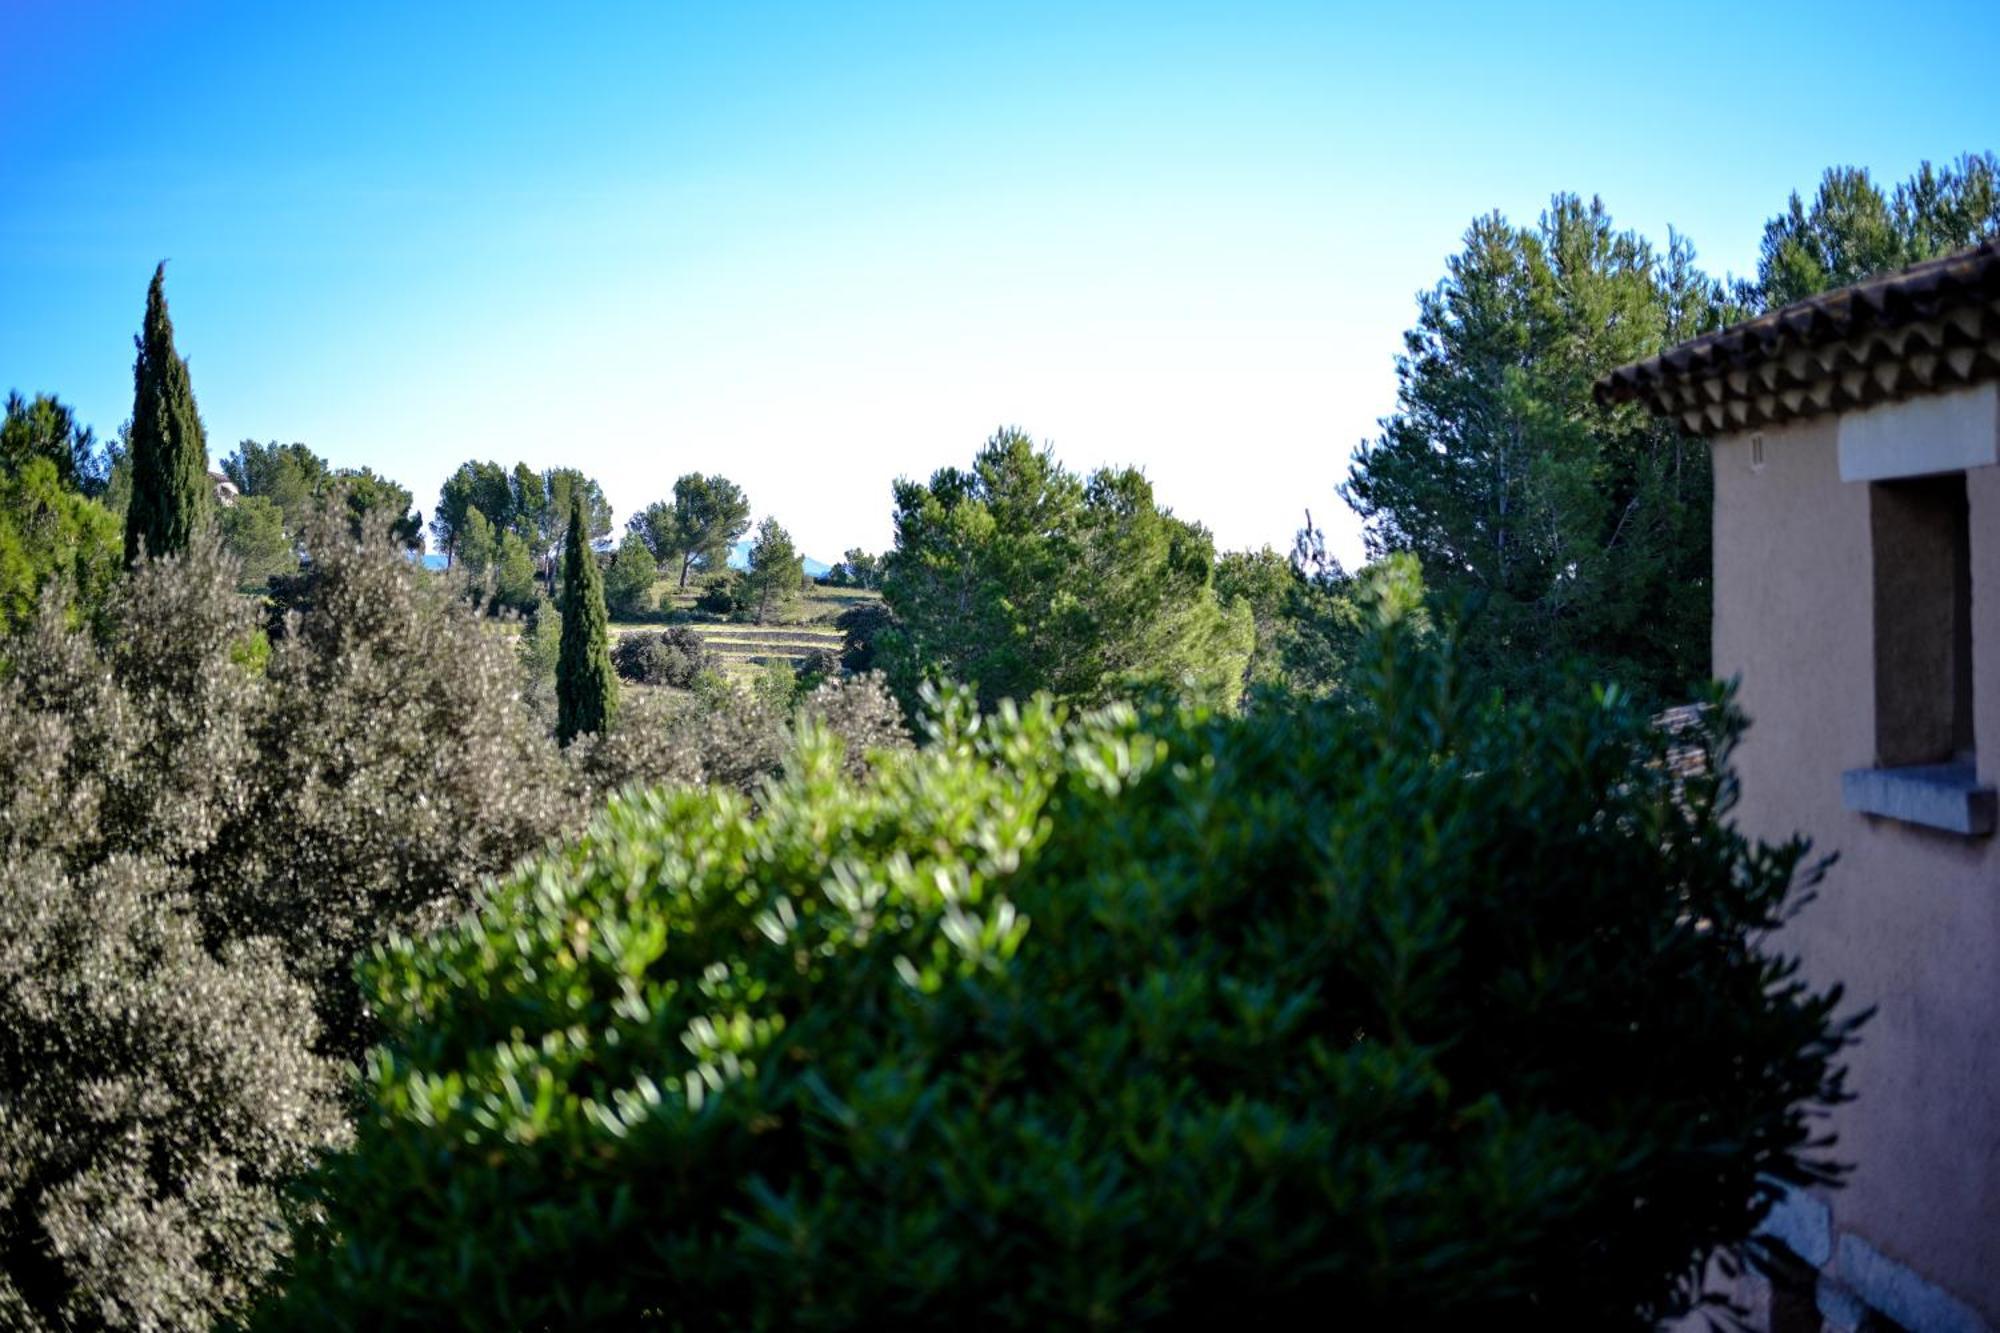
[1600, 240, 2000, 1332]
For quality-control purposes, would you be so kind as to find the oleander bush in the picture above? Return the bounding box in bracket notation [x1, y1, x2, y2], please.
[269, 614, 1859, 1330]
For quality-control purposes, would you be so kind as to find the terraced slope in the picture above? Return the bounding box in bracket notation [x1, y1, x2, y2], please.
[689, 623, 842, 672]
[611, 585, 877, 679]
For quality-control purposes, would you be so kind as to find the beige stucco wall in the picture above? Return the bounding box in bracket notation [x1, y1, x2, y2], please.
[1712, 409, 2000, 1325]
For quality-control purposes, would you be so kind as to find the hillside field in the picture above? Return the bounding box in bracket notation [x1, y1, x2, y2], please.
[611, 583, 877, 681]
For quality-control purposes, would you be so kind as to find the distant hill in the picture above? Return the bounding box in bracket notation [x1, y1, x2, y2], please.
[727, 539, 830, 578]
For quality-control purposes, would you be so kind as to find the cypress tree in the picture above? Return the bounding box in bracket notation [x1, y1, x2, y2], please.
[556, 490, 617, 745]
[124, 262, 212, 566]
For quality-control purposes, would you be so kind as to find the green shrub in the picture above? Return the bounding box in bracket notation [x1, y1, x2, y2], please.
[271, 617, 1857, 1330]
[750, 656, 799, 712]
[0, 455, 121, 635]
[695, 569, 743, 618]
[517, 598, 562, 715]
[834, 599, 895, 675]
[602, 531, 659, 618]
[610, 626, 717, 688]
[794, 645, 839, 694]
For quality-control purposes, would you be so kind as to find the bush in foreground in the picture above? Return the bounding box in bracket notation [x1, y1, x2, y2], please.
[271, 619, 1858, 1330]
[0, 545, 346, 1330]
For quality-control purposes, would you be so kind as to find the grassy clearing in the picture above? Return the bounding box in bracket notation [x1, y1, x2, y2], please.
[647, 582, 880, 627]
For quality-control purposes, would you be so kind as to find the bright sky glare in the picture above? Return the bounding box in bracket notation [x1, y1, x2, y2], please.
[4, 0, 1997, 568]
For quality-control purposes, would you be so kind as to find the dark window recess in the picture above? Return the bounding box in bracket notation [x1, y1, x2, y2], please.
[1846, 470, 1994, 836]
[1870, 472, 1973, 768]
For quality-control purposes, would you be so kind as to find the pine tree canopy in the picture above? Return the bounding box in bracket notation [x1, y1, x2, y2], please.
[1342, 198, 1740, 704]
[1758, 153, 2000, 306]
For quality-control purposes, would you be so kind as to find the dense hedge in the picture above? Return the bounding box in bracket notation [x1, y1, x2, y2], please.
[270, 622, 1858, 1330]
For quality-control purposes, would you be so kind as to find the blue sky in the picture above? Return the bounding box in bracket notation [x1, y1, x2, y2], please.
[4, 1, 1997, 566]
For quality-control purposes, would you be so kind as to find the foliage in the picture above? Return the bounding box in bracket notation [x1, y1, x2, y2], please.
[527, 468, 612, 590]
[510, 462, 551, 557]
[557, 492, 617, 745]
[1758, 153, 2000, 306]
[433, 461, 610, 579]
[2, 391, 106, 495]
[214, 442, 423, 592]
[834, 600, 895, 674]
[1214, 519, 1429, 702]
[1213, 545, 1303, 692]
[610, 625, 718, 688]
[821, 548, 881, 588]
[743, 516, 803, 624]
[1286, 551, 1427, 698]
[99, 427, 133, 519]
[695, 568, 745, 618]
[0, 856, 343, 1333]
[271, 607, 1859, 1330]
[794, 646, 839, 694]
[202, 514, 578, 1060]
[0, 541, 345, 1329]
[458, 506, 541, 614]
[0, 509, 650, 1327]
[629, 473, 752, 588]
[0, 456, 121, 634]
[1209, 541, 1367, 699]
[124, 264, 212, 566]
[217, 492, 297, 588]
[330, 466, 423, 552]
[602, 530, 659, 618]
[882, 428, 1252, 712]
[517, 598, 563, 716]
[0, 857, 342, 1332]
[750, 656, 800, 712]
[797, 671, 908, 769]
[1344, 198, 1733, 705]
[220, 441, 331, 532]
[568, 671, 909, 801]
[432, 459, 512, 563]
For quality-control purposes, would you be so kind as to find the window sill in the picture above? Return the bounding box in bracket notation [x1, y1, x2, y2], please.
[1842, 762, 1997, 836]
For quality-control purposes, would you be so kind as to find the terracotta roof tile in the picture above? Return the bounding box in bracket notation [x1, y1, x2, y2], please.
[1594, 240, 2000, 433]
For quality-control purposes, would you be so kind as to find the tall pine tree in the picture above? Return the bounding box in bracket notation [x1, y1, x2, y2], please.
[124, 263, 211, 566]
[556, 490, 616, 745]
[1343, 198, 1738, 704]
